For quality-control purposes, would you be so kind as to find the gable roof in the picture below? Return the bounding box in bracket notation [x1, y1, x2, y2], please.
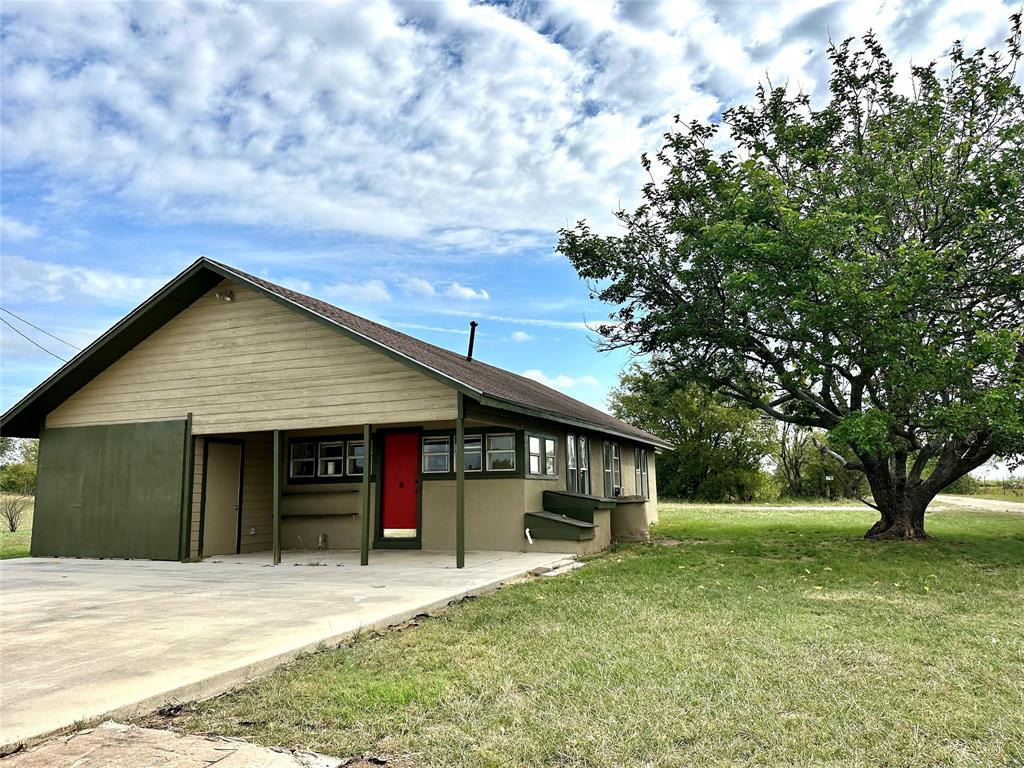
[1, 258, 669, 447]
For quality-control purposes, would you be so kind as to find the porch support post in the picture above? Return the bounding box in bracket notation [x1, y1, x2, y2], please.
[360, 423, 372, 566]
[456, 395, 466, 569]
[178, 412, 194, 562]
[273, 429, 282, 565]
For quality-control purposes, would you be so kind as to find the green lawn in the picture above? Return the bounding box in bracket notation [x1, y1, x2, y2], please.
[170, 502, 1024, 767]
[0, 496, 32, 559]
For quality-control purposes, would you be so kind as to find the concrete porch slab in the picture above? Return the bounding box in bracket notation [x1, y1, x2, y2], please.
[0, 549, 573, 753]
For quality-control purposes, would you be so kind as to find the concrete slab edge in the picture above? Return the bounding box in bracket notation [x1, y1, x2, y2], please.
[0, 562, 561, 757]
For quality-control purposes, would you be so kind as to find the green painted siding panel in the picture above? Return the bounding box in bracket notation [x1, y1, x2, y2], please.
[32, 421, 187, 560]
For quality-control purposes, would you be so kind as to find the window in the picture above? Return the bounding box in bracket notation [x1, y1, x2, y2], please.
[486, 433, 516, 471]
[290, 441, 315, 478]
[603, 442, 622, 496]
[463, 435, 483, 472]
[545, 438, 556, 475]
[347, 441, 365, 476]
[567, 434, 590, 494]
[422, 436, 451, 473]
[578, 436, 590, 494]
[289, 436, 368, 481]
[527, 434, 558, 477]
[318, 441, 346, 477]
[567, 434, 578, 492]
[635, 447, 649, 498]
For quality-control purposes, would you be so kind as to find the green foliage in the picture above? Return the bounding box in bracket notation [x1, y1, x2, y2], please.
[609, 368, 775, 501]
[559, 18, 1024, 531]
[0, 438, 38, 494]
[772, 425, 867, 499]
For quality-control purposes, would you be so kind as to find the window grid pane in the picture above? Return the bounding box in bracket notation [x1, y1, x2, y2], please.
[290, 442, 315, 478]
[486, 433, 516, 472]
[347, 441, 365, 476]
[423, 437, 451, 473]
[464, 435, 483, 472]
[319, 441, 346, 477]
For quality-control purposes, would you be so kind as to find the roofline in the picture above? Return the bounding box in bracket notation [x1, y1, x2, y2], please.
[477, 394, 672, 448]
[1, 259, 213, 436]
[3, 256, 671, 447]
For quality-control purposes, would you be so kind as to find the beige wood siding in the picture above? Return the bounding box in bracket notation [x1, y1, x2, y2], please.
[238, 432, 274, 553]
[46, 280, 458, 433]
[189, 431, 274, 558]
[189, 437, 204, 559]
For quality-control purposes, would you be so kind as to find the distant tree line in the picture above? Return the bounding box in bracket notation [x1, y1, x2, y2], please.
[610, 368, 867, 502]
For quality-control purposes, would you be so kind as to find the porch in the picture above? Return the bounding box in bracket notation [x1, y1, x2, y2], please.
[189, 401, 484, 568]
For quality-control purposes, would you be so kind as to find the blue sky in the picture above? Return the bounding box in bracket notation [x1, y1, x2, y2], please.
[1, 0, 1018, 418]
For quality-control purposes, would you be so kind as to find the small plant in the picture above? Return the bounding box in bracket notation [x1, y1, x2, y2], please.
[0, 491, 31, 533]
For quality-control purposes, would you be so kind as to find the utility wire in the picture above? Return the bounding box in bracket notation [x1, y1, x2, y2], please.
[0, 317, 69, 362]
[0, 306, 81, 350]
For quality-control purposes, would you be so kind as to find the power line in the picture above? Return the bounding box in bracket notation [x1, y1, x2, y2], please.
[0, 317, 68, 362]
[0, 306, 81, 350]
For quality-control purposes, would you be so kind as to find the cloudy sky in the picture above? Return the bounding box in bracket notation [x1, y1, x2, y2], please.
[0, 0, 1018, 417]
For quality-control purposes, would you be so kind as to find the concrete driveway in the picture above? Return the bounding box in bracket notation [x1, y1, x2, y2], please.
[0, 549, 573, 752]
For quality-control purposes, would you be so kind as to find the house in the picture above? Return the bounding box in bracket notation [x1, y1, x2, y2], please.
[0, 258, 667, 566]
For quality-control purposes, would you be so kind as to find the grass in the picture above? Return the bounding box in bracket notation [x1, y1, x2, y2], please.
[0, 496, 32, 559]
[171, 501, 1024, 767]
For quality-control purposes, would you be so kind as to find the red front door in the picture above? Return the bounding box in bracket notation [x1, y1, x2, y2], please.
[381, 432, 419, 540]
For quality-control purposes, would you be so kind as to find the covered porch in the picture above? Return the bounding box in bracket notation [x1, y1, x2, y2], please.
[188, 397, 476, 568]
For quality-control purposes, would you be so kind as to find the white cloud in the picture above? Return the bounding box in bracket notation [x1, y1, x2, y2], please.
[0, 216, 40, 242]
[403, 277, 437, 297]
[0, 1, 1013, 253]
[323, 279, 391, 304]
[522, 369, 600, 389]
[0, 254, 164, 305]
[511, 330, 533, 342]
[437, 308, 591, 330]
[445, 281, 490, 301]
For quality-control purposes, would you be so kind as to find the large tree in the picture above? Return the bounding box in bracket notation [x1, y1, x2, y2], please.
[560, 19, 1024, 539]
[610, 369, 774, 501]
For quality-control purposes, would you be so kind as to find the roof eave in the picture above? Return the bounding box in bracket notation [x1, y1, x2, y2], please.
[476, 394, 672, 449]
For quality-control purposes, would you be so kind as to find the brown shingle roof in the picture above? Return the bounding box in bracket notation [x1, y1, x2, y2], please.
[213, 260, 667, 447]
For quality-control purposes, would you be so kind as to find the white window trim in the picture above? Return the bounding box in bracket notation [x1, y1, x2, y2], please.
[526, 432, 559, 478]
[289, 441, 316, 478]
[346, 440, 365, 477]
[317, 440, 346, 478]
[422, 436, 451, 474]
[463, 434, 483, 473]
[485, 433, 516, 472]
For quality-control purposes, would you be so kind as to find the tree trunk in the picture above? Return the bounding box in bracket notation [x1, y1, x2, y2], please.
[864, 498, 928, 540]
[861, 462, 929, 540]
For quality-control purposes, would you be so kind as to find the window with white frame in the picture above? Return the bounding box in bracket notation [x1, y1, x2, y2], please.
[527, 434, 558, 477]
[347, 441, 365, 476]
[567, 434, 578, 491]
[318, 441, 346, 478]
[289, 437, 368, 481]
[290, 441, 316, 478]
[603, 442, 622, 496]
[579, 436, 590, 494]
[634, 447, 649, 498]
[566, 434, 590, 494]
[486, 433, 516, 471]
[463, 434, 483, 472]
[422, 436, 451, 473]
